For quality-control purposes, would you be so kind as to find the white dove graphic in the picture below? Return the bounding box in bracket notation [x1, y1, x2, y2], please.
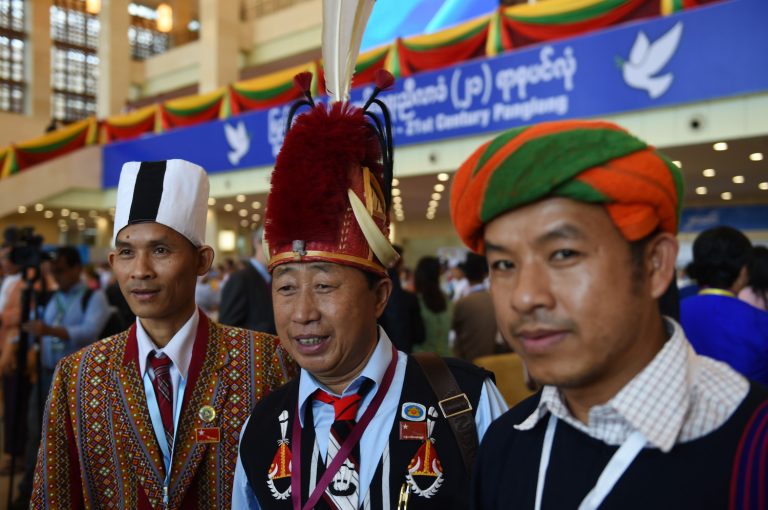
[621, 22, 683, 99]
[224, 121, 250, 166]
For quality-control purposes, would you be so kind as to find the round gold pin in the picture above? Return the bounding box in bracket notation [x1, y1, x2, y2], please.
[199, 405, 216, 423]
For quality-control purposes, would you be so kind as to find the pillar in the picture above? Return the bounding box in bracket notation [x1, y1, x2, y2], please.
[28, 0, 52, 118]
[97, 0, 131, 118]
[199, 0, 240, 93]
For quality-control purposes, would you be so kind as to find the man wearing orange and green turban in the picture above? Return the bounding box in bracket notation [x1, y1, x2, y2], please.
[452, 119, 768, 510]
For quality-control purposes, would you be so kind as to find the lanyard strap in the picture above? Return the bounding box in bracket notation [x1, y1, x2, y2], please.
[291, 344, 398, 510]
[53, 288, 85, 325]
[698, 288, 736, 298]
[535, 415, 647, 510]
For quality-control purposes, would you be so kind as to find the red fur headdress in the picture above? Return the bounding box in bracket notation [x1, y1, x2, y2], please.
[264, 73, 397, 276]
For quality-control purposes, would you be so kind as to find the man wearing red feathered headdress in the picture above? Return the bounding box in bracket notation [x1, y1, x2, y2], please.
[232, 2, 506, 509]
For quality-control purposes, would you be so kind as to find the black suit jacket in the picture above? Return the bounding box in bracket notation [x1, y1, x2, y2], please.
[218, 262, 276, 334]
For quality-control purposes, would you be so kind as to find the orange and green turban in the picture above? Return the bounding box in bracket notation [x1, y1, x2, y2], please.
[450, 119, 684, 253]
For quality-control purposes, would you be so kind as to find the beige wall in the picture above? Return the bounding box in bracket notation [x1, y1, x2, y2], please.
[0, 112, 49, 147]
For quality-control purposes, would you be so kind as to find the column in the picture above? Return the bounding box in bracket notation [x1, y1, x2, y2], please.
[97, 0, 131, 118]
[27, 0, 52, 118]
[199, 0, 240, 93]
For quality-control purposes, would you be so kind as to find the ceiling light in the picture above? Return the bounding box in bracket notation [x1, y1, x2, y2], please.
[44, 210, 54, 219]
[61, 208, 70, 217]
[240, 219, 249, 228]
[713, 142, 728, 151]
[77, 218, 86, 225]
[35, 203, 44, 212]
[721, 191, 732, 200]
[89, 210, 98, 218]
[251, 201, 261, 209]
[392, 178, 400, 187]
[156, 3, 173, 33]
[208, 197, 217, 206]
[252, 213, 261, 222]
[431, 192, 441, 200]
[759, 182, 768, 190]
[85, 0, 101, 15]
[695, 186, 707, 195]
[702, 168, 716, 177]
[437, 173, 450, 182]
[238, 209, 248, 217]
[17, 205, 26, 214]
[224, 204, 234, 212]
[58, 219, 67, 227]
[236, 194, 246, 203]
[393, 196, 402, 204]
[750, 152, 764, 161]
[429, 200, 438, 207]
[426, 213, 435, 220]
[70, 211, 79, 220]
[732, 175, 745, 184]
[392, 189, 401, 197]
[434, 184, 445, 192]
[673, 160, 682, 168]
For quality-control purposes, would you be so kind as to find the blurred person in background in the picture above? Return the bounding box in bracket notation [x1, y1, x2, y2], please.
[0, 245, 25, 474]
[447, 259, 469, 301]
[412, 256, 451, 356]
[195, 273, 221, 320]
[681, 227, 768, 385]
[452, 252, 509, 362]
[83, 263, 101, 290]
[379, 244, 425, 353]
[218, 228, 275, 334]
[739, 245, 768, 311]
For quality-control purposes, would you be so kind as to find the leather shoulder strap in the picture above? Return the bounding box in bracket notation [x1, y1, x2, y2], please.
[412, 352, 479, 474]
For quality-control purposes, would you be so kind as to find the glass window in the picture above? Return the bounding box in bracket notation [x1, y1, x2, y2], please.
[50, 0, 98, 122]
[0, 0, 25, 113]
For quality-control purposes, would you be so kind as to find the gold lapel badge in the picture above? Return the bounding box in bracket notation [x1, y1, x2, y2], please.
[198, 405, 216, 423]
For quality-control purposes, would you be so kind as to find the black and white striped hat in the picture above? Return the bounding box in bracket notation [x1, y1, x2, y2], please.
[112, 159, 209, 246]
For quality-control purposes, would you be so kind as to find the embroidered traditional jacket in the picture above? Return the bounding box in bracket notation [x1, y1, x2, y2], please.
[32, 313, 294, 510]
[240, 356, 489, 509]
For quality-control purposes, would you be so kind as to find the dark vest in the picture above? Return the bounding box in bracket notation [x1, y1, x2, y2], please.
[473, 382, 768, 510]
[241, 356, 490, 509]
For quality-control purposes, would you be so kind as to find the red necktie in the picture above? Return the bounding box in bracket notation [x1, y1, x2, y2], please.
[149, 352, 174, 449]
[313, 381, 373, 508]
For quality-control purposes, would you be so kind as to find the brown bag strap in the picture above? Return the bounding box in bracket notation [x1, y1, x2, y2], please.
[412, 352, 479, 474]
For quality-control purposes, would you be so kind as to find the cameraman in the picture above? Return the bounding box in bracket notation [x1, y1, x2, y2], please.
[13, 246, 111, 508]
[0, 245, 25, 474]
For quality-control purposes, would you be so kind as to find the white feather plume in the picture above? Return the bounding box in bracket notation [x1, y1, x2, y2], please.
[322, 0, 376, 103]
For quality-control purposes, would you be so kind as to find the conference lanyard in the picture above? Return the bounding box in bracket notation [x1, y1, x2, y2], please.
[698, 288, 736, 298]
[534, 414, 647, 510]
[291, 344, 398, 510]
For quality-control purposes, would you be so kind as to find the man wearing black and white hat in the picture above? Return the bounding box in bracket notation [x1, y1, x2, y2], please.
[31, 159, 295, 510]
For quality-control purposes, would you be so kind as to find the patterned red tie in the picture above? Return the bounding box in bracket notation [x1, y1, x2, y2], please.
[149, 352, 174, 449]
[314, 381, 373, 509]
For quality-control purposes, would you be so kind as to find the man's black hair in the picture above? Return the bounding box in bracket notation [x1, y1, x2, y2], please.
[463, 252, 488, 283]
[688, 226, 753, 289]
[52, 246, 82, 268]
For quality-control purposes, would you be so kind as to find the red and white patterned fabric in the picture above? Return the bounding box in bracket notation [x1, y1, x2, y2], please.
[31, 314, 295, 509]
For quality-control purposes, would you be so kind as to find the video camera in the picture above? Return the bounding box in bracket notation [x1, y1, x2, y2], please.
[3, 226, 45, 269]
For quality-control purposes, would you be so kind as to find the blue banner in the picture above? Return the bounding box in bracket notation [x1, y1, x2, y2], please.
[103, 0, 768, 188]
[680, 205, 768, 233]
